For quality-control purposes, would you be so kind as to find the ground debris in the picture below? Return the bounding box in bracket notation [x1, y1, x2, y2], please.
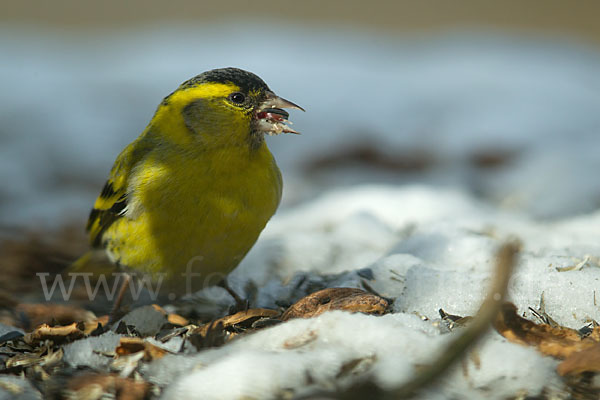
[494, 302, 599, 359]
[438, 308, 474, 331]
[192, 308, 280, 337]
[166, 313, 189, 326]
[0, 325, 24, 344]
[281, 287, 389, 321]
[4, 349, 46, 370]
[116, 337, 169, 361]
[188, 320, 228, 350]
[0, 225, 88, 299]
[63, 372, 149, 400]
[0, 375, 43, 399]
[558, 344, 600, 376]
[188, 308, 280, 350]
[555, 255, 600, 272]
[493, 301, 600, 383]
[23, 322, 85, 345]
[16, 303, 97, 330]
[116, 305, 168, 337]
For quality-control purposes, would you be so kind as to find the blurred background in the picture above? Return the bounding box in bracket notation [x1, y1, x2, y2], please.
[1, 0, 600, 235]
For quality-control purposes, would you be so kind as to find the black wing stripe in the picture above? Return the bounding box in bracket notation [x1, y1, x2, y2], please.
[99, 181, 117, 199]
[90, 195, 128, 248]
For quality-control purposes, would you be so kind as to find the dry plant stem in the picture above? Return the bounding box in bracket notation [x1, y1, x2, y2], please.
[391, 240, 519, 398]
[108, 273, 131, 326]
[218, 279, 248, 311]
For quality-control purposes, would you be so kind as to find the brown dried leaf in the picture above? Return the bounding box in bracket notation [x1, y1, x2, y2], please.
[17, 303, 96, 328]
[192, 308, 280, 337]
[5, 351, 44, 369]
[5, 345, 64, 372]
[150, 304, 167, 315]
[40, 347, 64, 368]
[81, 315, 109, 335]
[587, 326, 600, 342]
[558, 343, 600, 376]
[149, 304, 189, 328]
[167, 313, 189, 326]
[188, 320, 228, 350]
[23, 322, 85, 345]
[116, 337, 168, 361]
[66, 373, 148, 400]
[494, 302, 598, 359]
[281, 288, 389, 321]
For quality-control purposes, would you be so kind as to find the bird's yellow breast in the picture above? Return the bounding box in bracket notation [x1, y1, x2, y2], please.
[103, 139, 282, 290]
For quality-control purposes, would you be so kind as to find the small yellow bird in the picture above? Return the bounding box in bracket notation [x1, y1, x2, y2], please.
[77, 67, 303, 301]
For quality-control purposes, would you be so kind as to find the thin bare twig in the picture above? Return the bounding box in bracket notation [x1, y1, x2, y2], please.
[305, 240, 520, 400]
[391, 240, 519, 398]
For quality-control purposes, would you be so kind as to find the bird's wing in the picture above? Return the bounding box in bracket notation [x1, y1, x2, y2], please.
[86, 137, 151, 247]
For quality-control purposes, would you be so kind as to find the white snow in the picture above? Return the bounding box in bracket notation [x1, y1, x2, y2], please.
[161, 183, 599, 399]
[2, 23, 600, 398]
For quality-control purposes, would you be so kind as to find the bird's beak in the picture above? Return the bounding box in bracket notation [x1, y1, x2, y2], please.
[255, 91, 305, 135]
[263, 91, 305, 112]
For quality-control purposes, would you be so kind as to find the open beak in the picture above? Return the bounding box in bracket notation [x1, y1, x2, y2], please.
[255, 91, 305, 135]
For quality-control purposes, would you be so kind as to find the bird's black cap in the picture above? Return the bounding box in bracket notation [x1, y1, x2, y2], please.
[181, 67, 271, 94]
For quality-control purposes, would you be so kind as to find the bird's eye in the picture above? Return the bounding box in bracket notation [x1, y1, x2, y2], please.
[228, 92, 246, 104]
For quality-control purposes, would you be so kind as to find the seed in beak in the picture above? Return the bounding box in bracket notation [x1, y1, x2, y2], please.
[256, 108, 290, 122]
